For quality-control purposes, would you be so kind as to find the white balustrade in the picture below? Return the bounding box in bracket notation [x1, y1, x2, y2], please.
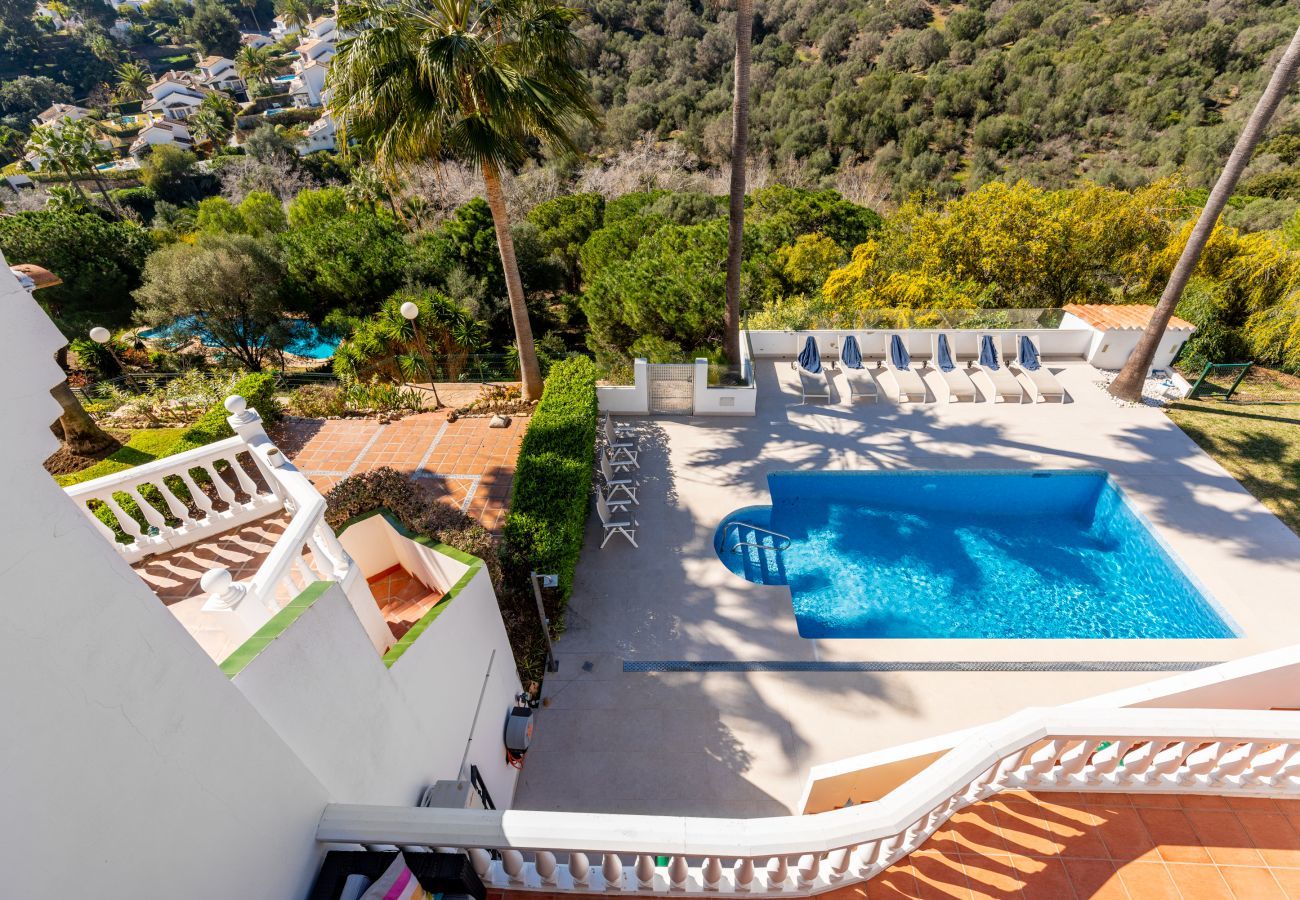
[316, 707, 1300, 897]
[64, 433, 281, 563]
[66, 395, 363, 644]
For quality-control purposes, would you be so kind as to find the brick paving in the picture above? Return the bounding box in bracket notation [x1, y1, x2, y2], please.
[485, 791, 1300, 899]
[272, 409, 527, 533]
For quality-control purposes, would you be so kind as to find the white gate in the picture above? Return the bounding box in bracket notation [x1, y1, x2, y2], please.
[647, 363, 694, 414]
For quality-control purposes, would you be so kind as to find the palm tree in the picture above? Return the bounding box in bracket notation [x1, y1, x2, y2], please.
[114, 62, 150, 103]
[275, 0, 311, 32]
[236, 44, 274, 86]
[1110, 25, 1300, 402]
[239, 0, 263, 31]
[25, 125, 91, 206]
[329, 0, 599, 401]
[59, 118, 124, 218]
[189, 107, 232, 148]
[722, 0, 753, 367]
[51, 379, 118, 455]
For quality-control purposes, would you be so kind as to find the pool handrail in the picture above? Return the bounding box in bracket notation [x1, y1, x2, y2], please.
[725, 520, 792, 552]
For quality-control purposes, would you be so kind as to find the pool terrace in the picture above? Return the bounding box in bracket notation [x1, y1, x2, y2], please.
[513, 358, 1300, 818]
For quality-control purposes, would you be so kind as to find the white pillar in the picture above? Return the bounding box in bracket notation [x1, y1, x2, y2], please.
[200, 567, 272, 634]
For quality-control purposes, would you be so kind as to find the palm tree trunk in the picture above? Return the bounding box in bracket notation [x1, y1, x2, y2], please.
[483, 164, 544, 401]
[1110, 24, 1300, 402]
[91, 172, 123, 219]
[50, 379, 117, 455]
[722, 0, 753, 367]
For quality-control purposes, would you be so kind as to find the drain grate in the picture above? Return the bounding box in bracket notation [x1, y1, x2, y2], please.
[623, 660, 1218, 673]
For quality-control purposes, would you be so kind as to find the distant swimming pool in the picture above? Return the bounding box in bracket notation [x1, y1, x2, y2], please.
[714, 470, 1236, 640]
[139, 316, 341, 359]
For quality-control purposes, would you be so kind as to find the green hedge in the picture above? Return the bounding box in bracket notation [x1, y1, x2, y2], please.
[502, 357, 598, 634]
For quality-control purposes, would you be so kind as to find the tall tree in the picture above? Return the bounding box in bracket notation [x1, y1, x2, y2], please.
[722, 0, 752, 367]
[50, 378, 117, 455]
[328, 0, 599, 400]
[113, 61, 150, 102]
[1110, 25, 1300, 402]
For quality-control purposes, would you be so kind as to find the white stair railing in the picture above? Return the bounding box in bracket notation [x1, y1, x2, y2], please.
[316, 706, 1300, 896]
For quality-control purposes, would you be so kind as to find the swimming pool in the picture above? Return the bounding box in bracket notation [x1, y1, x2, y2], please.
[714, 470, 1236, 640]
[139, 316, 341, 359]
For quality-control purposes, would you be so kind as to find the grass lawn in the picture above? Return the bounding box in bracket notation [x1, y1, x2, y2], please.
[1167, 401, 1300, 537]
[55, 427, 187, 487]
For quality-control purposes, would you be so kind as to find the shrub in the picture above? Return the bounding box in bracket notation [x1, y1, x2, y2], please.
[289, 383, 348, 418]
[502, 356, 598, 633]
[170, 371, 281, 453]
[324, 467, 502, 591]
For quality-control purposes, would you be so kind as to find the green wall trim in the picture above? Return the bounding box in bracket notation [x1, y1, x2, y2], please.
[334, 507, 485, 669]
[220, 580, 334, 678]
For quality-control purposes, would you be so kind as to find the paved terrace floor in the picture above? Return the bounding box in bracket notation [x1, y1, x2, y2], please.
[514, 360, 1300, 818]
[486, 792, 1300, 898]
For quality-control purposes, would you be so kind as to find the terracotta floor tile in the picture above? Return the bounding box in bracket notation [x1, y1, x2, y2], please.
[1225, 796, 1281, 813]
[1266, 866, 1300, 898]
[1235, 812, 1300, 869]
[1217, 865, 1286, 899]
[1093, 805, 1159, 863]
[1164, 863, 1233, 900]
[946, 808, 1010, 856]
[958, 853, 1023, 898]
[1180, 795, 1233, 811]
[1012, 856, 1074, 900]
[909, 851, 972, 898]
[993, 801, 1068, 858]
[865, 865, 920, 899]
[1115, 861, 1178, 899]
[1061, 858, 1126, 899]
[1138, 807, 1212, 864]
[1183, 809, 1265, 867]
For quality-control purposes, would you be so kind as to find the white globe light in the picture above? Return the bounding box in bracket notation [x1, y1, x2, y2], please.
[89, 326, 111, 344]
[400, 301, 419, 320]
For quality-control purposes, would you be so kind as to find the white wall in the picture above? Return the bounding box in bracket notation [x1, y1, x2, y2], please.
[1059, 312, 1192, 370]
[692, 357, 757, 416]
[239, 524, 524, 809]
[0, 259, 331, 899]
[597, 358, 650, 415]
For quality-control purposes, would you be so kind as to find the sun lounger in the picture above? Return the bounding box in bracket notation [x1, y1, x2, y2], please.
[930, 333, 976, 402]
[839, 335, 878, 403]
[882, 333, 928, 403]
[795, 335, 831, 403]
[1014, 334, 1066, 403]
[975, 334, 1024, 403]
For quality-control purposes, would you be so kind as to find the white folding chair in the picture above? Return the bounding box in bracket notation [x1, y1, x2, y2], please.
[604, 414, 634, 438]
[599, 451, 639, 504]
[597, 492, 638, 548]
[603, 416, 638, 468]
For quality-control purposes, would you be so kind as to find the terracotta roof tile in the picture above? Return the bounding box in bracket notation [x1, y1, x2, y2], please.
[1063, 303, 1195, 332]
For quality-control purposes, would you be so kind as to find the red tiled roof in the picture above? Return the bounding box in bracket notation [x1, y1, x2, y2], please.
[9, 264, 61, 288]
[1063, 303, 1195, 331]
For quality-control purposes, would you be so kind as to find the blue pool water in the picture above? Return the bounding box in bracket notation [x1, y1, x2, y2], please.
[139, 316, 341, 359]
[714, 470, 1236, 640]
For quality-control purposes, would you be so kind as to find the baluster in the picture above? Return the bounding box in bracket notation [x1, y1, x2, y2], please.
[1276, 749, 1300, 783]
[467, 849, 492, 881]
[1243, 743, 1292, 783]
[733, 858, 754, 892]
[826, 848, 851, 883]
[305, 534, 335, 578]
[501, 850, 525, 885]
[701, 857, 721, 891]
[765, 855, 788, 892]
[1022, 739, 1063, 786]
[314, 522, 353, 577]
[153, 477, 195, 525]
[1087, 740, 1136, 783]
[1178, 742, 1223, 785]
[570, 852, 591, 888]
[202, 461, 238, 506]
[1053, 740, 1093, 783]
[603, 853, 624, 890]
[82, 502, 121, 544]
[796, 853, 821, 889]
[850, 841, 881, 878]
[635, 855, 656, 890]
[872, 835, 901, 872]
[1150, 741, 1191, 782]
[125, 485, 169, 535]
[101, 493, 145, 539]
[294, 549, 317, 586]
[1211, 742, 1257, 785]
[535, 851, 558, 887]
[668, 855, 688, 891]
[179, 468, 215, 516]
[1116, 741, 1160, 782]
[225, 454, 260, 498]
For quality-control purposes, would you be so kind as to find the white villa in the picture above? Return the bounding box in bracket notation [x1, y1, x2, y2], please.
[297, 35, 337, 68]
[290, 60, 329, 108]
[241, 30, 273, 50]
[142, 72, 214, 120]
[129, 120, 195, 157]
[24, 106, 112, 171]
[9, 217, 1300, 900]
[300, 111, 338, 154]
[197, 55, 245, 94]
[271, 12, 302, 40]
